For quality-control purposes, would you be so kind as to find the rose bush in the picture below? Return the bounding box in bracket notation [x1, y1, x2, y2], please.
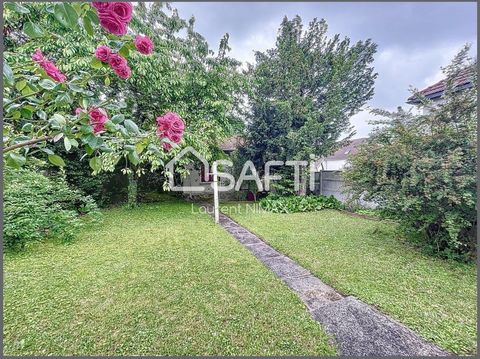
[3, 2, 184, 175]
[4, 1, 246, 210]
[93, 1, 132, 35]
[156, 112, 185, 150]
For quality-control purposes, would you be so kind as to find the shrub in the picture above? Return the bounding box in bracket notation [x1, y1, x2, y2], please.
[344, 48, 476, 259]
[3, 168, 100, 250]
[259, 194, 341, 213]
[60, 147, 117, 208]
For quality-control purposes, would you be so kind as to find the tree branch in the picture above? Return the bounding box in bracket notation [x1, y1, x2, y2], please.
[3, 135, 52, 153]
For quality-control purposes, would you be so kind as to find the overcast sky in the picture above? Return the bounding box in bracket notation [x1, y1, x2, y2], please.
[172, 1, 477, 138]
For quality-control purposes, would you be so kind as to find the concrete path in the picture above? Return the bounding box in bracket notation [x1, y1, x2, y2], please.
[209, 208, 448, 356]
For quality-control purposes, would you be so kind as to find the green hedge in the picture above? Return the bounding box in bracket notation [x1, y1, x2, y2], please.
[3, 168, 99, 250]
[259, 194, 341, 213]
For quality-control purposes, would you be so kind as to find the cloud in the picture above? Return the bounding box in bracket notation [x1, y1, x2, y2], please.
[347, 41, 475, 138]
[228, 19, 279, 65]
[372, 41, 475, 107]
[349, 110, 376, 139]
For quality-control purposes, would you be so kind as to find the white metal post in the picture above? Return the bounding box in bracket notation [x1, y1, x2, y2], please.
[212, 161, 219, 223]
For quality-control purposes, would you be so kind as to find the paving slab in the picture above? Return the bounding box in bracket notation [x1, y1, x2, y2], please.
[262, 255, 312, 279]
[245, 242, 283, 261]
[312, 297, 448, 356]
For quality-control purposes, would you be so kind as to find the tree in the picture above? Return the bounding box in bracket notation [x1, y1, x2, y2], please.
[244, 16, 377, 193]
[115, 3, 247, 205]
[3, 2, 246, 207]
[343, 46, 477, 259]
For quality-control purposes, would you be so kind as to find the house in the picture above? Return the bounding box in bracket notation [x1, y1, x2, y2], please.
[406, 67, 474, 112]
[313, 138, 371, 205]
[218, 136, 244, 154]
[315, 138, 368, 172]
[180, 136, 244, 198]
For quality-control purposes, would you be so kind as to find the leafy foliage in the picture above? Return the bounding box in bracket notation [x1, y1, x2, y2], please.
[3, 167, 99, 250]
[3, 2, 246, 207]
[61, 146, 116, 207]
[259, 194, 341, 213]
[127, 3, 246, 152]
[3, 2, 168, 173]
[344, 47, 477, 259]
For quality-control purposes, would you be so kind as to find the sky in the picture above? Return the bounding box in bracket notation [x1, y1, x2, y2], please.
[172, 1, 477, 138]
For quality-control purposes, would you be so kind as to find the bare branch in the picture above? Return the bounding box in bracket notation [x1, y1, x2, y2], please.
[3, 136, 52, 153]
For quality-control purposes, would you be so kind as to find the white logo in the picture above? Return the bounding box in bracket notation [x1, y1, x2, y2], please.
[166, 146, 318, 193]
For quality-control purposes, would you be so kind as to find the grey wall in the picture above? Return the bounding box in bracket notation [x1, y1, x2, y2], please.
[314, 171, 376, 208]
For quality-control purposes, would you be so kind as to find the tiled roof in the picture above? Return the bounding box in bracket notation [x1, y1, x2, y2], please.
[324, 138, 368, 161]
[219, 136, 244, 152]
[407, 67, 474, 104]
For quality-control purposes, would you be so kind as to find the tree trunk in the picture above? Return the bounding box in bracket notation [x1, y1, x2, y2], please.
[298, 170, 307, 196]
[127, 172, 138, 208]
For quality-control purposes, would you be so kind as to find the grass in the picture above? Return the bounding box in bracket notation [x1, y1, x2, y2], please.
[223, 203, 477, 355]
[3, 199, 336, 356]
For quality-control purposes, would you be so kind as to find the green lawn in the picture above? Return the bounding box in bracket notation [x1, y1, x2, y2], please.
[3, 199, 335, 356]
[223, 204, 477, 355]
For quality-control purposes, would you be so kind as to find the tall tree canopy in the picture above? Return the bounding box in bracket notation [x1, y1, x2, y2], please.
[245, 16, 377, 169]
[118, 2, 247, 161]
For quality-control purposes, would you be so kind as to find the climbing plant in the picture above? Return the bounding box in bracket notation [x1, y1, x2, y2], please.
[3, 2, 246, 206]
[3, 2, 186, 175]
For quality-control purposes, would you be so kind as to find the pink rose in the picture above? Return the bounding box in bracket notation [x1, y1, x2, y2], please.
[108, 53, 128, 70]
[156, 112, 185, 149]
[93, 123, 106, 134]
[134, 35, 154, 55]
[98, 12, 127, 36]
[32, 50, 67, 83]
[95, 45, 111, 62]
[170, 117, 185, 133]
[114, 64, 131, 79]
[31, 48, 44, 63]
[111, 2, 133, 22]
[168, 132, 182, 144]
[88, 107, 108, 125]
[156, 117, 170, 132]
[92, 2, 112, 11]
[89, 107, 108, 134]
[41, 61, 67, 83]
[162, 142, 172, 151]
[156, 112, 185, 142]
[156, 112, 183, 127]
[75, 107, 85, 115]
[89, 108, 108, 123]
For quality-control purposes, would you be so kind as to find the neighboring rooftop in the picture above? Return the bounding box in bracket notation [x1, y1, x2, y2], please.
[407, 67, 474, 104]
[219, 136, 244, 152]
[324, 138, 368, 161]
